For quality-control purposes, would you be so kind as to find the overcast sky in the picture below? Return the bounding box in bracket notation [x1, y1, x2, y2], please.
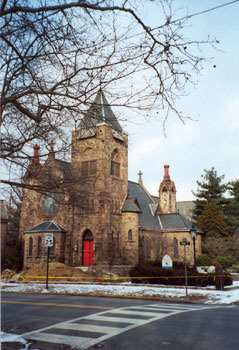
[124, 0, 239, 201]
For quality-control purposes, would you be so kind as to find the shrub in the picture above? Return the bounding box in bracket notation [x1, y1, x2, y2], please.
[213, 255, 237, 268]
[196, 254, 211, 266]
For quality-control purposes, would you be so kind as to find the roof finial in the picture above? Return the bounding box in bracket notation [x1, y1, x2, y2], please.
[32, 145, 40, 165]
[48, 141, 55, 161]
[138, 171, 143, 185]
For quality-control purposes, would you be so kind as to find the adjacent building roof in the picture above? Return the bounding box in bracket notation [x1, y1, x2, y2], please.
[79, 90, 123, 132]
[24, 221, 67, 233]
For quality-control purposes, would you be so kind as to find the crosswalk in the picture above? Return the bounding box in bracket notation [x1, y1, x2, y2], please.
[21, 303, 208, 349]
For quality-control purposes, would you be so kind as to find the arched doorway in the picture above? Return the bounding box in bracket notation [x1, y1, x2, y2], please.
[82, 230, 94, 266]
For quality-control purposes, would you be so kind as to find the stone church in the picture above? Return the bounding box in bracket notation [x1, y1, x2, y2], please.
[20, 90, 202, 271]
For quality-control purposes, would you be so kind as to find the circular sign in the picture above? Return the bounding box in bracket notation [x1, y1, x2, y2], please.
[40, 192, 59, 216]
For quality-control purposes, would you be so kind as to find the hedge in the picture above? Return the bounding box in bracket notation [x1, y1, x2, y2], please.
[129, 261, 232, 287]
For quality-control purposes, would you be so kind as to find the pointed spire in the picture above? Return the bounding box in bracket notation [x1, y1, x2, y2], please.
[158, 164, 176, 214]
[31, 145, 40, 165]
[79, 90, 123, 132]
[138, 171, 143, 185]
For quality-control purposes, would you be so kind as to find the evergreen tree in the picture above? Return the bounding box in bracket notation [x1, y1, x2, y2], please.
[193, 167, 227, 220]
[197, 202, 229, 239]
[224, 180, 239, 234]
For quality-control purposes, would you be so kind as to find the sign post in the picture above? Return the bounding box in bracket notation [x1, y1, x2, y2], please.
[45, 233, 54, 290]
[180, 238, 190, 297]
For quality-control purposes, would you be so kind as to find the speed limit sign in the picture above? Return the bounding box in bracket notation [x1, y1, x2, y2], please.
[45, 233, 54, 247]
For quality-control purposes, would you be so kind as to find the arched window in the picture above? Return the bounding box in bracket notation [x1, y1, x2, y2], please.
[146, 238, 151, 259]
[81, 148, 96, 176]
[29, 237, 33, 256]
[173, 237, 179, 258]
[128, 229, 132, 241]
[37, 237, 42, 257]
[49, 237, 56, 256]
[111, 149, 120, 177]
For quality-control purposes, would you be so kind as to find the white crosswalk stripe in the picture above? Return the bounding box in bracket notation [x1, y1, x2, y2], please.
[21, 303, 208, 349]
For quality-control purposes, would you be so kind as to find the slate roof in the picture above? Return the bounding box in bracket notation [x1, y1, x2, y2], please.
[127, 181, 202, 233]
[128, 181, 160, 229]
[24, 221, 67, 233]
[56, 159, 71, 180]
[121, 195, 142, 213]
[79, 90, 123, 132]
[160, 213, 202, 232]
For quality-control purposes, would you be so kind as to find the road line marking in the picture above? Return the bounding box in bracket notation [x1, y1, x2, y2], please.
[2, 300, 112, 310]
[56, 323, 120, 333]
[25, 332, 95, 348]
[21, 303, 209, 349]
[85, 315, 141, 324]
[105, 309, 161, 317]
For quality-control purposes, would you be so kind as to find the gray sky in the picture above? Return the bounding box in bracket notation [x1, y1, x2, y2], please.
[125, 0, 239, 201]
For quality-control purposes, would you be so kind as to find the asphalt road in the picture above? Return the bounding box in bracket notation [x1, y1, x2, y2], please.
[1, 292, 239, 350]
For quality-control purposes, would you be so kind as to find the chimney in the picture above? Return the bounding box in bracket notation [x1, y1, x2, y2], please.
[164, 164, 170, 181]
[31, 145, 40, 165]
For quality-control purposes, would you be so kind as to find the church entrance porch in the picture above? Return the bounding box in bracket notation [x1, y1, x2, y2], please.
[82, 230, 94, 266]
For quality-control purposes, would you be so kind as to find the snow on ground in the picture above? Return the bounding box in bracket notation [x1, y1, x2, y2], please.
[1, 332, 32, 349]
[1, 281, 239, 304]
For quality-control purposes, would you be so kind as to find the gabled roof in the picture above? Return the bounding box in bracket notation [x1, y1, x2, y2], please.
[24, 221, 67, 233]
[79, 90, 123, 132]
[128, 181, 202, 233]
[121, 194, 142, 213]
[128, 181, 160, 229]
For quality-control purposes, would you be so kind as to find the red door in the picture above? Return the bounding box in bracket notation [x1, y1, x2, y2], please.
[83, 240, 94, 266]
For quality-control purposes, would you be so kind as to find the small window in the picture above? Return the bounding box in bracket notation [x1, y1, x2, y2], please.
[49, 237, 56, 256]
[128, 229, 132, 241]
[111, 149, 120, 177]
[111, 161, 120, 177]
[173, 237, 179, 258]
[37, 237, 42, 257]
[29, 237, 33, 256]
[82, 160, 96, 176]
[146, 238, 151, 259]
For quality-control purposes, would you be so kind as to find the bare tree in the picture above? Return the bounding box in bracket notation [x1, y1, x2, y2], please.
[1, 0, 223, 189]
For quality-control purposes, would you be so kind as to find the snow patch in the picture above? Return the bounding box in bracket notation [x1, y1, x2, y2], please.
[1, 281, 239, 305]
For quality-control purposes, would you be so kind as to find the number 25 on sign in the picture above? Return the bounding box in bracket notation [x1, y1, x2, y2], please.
[45, 233, 54, 247]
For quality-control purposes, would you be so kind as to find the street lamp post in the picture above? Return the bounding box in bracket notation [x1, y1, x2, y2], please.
[191, 224, 197, 268]
[191, 224, 197, 287]
[180, 238, 190, 297]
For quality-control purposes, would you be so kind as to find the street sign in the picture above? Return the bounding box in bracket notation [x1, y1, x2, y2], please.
[45, 233, 54, 247]
[180, 238, 190, 246]
[162, 254, 173, 269]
